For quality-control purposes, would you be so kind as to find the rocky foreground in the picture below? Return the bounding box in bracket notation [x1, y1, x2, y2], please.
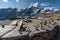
[0, 17, 60, 40]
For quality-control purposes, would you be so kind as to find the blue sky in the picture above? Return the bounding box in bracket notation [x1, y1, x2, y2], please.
[0, 0, 60, 9]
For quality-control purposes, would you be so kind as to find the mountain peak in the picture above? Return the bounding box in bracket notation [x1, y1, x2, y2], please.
[28, 2, 34, 8]
[33, 2, 39, 8]
[28, 2, 39, 8]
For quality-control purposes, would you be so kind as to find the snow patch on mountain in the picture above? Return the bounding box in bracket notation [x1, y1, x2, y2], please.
[40, 2, 49, 6]
[33, 2, 39, 8]
[54, 9, 59, 11]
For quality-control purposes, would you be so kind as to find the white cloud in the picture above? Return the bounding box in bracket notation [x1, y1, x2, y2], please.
[40, 2, 49, 6]
[2, 0, 8, 3]
[16, 0, 19, 3]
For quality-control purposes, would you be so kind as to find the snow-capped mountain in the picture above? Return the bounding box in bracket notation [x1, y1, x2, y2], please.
[28, 2, 39, 8]
[33, 2, 39, 8]
[18, 2, 59, 16]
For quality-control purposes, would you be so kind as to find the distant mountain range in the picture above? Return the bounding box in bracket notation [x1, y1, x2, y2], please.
[18, 2, 59, 16]
[0, 2, 60, 20]
[0, 8, 17, 20]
